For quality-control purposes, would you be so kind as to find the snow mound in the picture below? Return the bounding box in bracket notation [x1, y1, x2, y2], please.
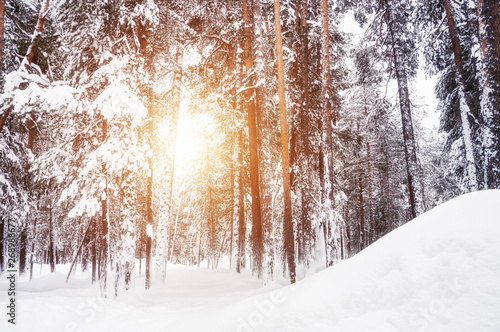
[253, 190, 500, 331]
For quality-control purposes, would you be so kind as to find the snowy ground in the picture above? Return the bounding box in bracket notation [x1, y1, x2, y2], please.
[1, 190, 500, 331]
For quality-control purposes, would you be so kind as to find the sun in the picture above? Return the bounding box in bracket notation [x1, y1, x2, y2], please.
[156, 109, 210, 169]
[175, 116, 200, 165]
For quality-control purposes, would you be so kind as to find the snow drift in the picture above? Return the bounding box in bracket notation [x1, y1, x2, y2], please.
[1, 190, 500, 332]
[255, 189, 500, 331]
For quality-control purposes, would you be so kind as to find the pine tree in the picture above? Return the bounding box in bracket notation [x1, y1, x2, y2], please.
[273, 0, 296, 284]
[0, 0, 5, 79]
[418, 0, 483, 194]
[320, 0, 338, 262]
[477, 0, 500, 188]
[242, 0, 264, 278]
[442, 0, 478, 191]
[237, 131, 247, 273]
[347, 0, 425, 218]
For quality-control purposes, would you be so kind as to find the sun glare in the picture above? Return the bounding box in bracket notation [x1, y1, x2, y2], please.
[157, 108, 213, 170]
[175, 119, 200, 165]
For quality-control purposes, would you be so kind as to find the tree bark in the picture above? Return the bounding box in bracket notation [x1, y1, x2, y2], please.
[66, 219, 93, 283]
[320, 0, 334, 192]
[205, 142, 217, 268]
[363, 87, 374, 243]
[138, 20, 155, 290]
[0, 219, 3, 273]
[92, 218, 97, 283]
[387, 18, 422, 219]
[443, 0, 478, 191]
[157, 44, 183, 283]
[298, 0, 314, 265]
[289, 0, 301, 188]
[358, 174, 365, 250]
[0, 0, 4, 77]
[25, 0, 50, 66]
[229, 152, 235, 270]
[273, 0, 296, 284]
[253, 0, 274, 283]
[145, 153, 153, 289]
[366, 140, 373, 242]
[19, 229, 27, 275]
[242, 0, 264, 278]
[0, 109, 8, 133]
[229, 43, 237, 271]
[477, 0, 500, 188]
[29, 211, 38, 280]
[237, 131, 246, 273]
[320, 0, 336, 263]
[117, 171, 135, 292]
[48, 201, 55, 272]
[100, 119, 108, 297]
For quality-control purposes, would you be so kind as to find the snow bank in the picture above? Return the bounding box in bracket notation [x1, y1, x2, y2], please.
[256, 190, 500, 331]
[1, 190, 499, 332]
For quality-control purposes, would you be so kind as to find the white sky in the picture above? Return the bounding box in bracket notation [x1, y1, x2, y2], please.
[339, 10, 440, 130]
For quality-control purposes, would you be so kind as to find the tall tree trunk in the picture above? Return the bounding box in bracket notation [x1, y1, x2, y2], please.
[318, 141, 328, 266]
[91, 218, 97, 284]
[144, 150, 154, 289]
[157, 44, 183, 283]
[477, 0, 500, 188]
[145, 154, 153, 289]
[382, 142, 393, 229]
[339, 225, 344, 260]
[320, 0, 336, 262]
[237, 131, 246, 273]
[387, 18, 422, 219]
[229, 153, 235, 270]
[442, 0, 478, 191]
[320, 0, 334, 190]
[116, 171, 135, 292]
[289, 0, 300, 189]
[253, 0, 274, 283]
[205, 143, 217, 268]
[138, 22, 155, 289]
[366, 140, 374, 242]
[197, 234, 201, 268]
[363, 87, 374, 243]
[273, 0, 296, 284]
[358, 174, 365, 250]
[297, 0, 314, 266]
[81, 220, 89, 272]
[48, 201, 55, 272]
[100, 119, 108, 297]
[291, 0, 313, 265]
[169, 202, 181, 263]
[242, 0, 264, 278]
[229, 44, 237, 271]
[29, 211, 37, 279]
[66, 219, 93, 283]
[0, 0, 4, 77]
[19, 229, 27, 274]
[0, 219, 3, 273]
[322, 217, 328, 267]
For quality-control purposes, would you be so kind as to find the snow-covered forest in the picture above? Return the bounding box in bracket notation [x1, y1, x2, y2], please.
[1, 0, 500, 330]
